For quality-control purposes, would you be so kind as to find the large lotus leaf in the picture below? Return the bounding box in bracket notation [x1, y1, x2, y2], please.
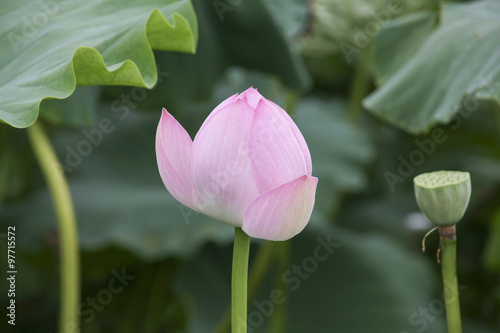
[0, 0, 197, 128]
[368, 10, 438, 83]
[364, 0, 500, 133]
[176, 227, 445, 332]
[0, 110, 234, 260]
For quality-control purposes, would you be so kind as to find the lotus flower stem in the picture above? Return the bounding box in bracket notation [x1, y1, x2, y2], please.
[214, 241, 274, 333]
[27, 121, 80, 332]
[439, 225, 462, 333]
[232, 227, 251, 332]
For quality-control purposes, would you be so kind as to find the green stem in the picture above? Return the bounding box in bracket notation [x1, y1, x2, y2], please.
[348, 47, 371, 123]
[213, 241, 274, 333]
[27, 122, 80, 333]
[232, 227, 251, 333]
[439, 225, 462, 333]
[270, 241, 289, 333]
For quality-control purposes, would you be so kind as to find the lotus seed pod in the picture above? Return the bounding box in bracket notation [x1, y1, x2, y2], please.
[413, 171, 471, 226]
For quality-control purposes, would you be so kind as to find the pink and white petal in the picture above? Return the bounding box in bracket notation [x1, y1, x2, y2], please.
[242, 175, 318, 241]
[156, 109, 198, 211]
[213, 93, 239, 113]
[269, 100, 312, 175]
[196, 93, 239, 136]
[197, 88, 261, 136]
[249, 99, 308, 193]
[191, 100, 260, 226]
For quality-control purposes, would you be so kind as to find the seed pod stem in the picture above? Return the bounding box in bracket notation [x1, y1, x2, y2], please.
[439, 225, 462, 333]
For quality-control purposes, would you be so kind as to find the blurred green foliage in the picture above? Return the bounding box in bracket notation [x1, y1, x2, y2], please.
[1, 0, 500, 332]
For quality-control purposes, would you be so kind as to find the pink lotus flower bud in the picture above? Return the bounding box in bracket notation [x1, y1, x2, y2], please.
[156, 87, 318, 241]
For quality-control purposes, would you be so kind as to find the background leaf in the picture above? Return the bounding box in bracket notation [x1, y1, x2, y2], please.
[0, 0, 197, 128]
[364, 0, 500, 133]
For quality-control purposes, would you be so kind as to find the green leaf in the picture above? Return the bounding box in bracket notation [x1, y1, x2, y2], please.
[364, 0, 500, 133]
[368, 10, 438, 83]
[0, 0, 197, 128]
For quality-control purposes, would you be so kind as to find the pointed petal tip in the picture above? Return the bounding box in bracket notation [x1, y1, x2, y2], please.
[303, 174, 318, 183]
[160, 108, 173, 122]
[242, 86, 258, 93]
[238, 87, 263, 109]
[159, 109, 173, 132]
[156, 110, 198, 212]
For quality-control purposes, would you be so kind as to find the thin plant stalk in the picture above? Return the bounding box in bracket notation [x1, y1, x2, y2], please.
[28, 121, 80, 332]
[213, 241, 274, 333]
[439, 225, 462, 333]
[232, 227, 251, 333]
